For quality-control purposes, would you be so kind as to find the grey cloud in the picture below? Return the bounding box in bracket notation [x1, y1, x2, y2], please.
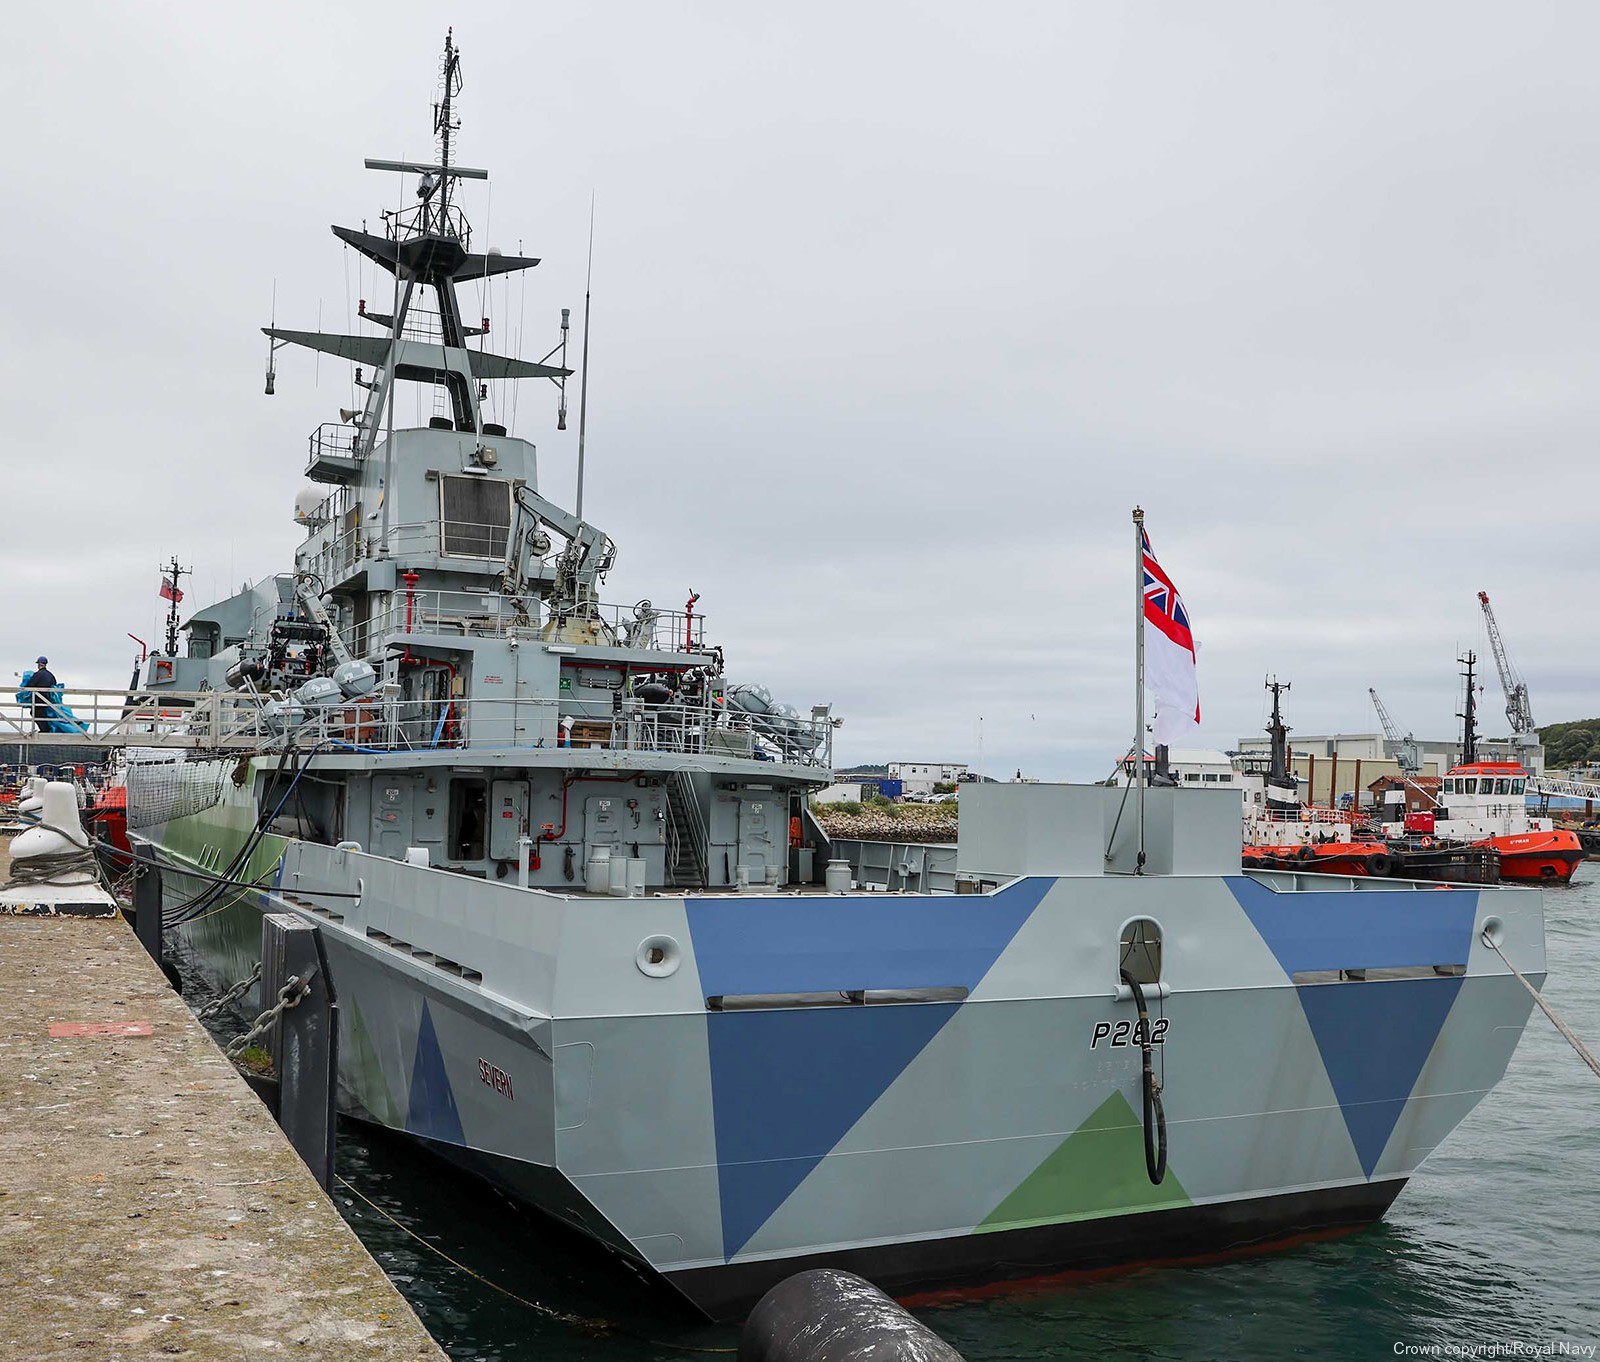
[4, 2, 1595, 776]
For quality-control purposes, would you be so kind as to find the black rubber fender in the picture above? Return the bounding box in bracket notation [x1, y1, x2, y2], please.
[739, 1269, 966, 1362]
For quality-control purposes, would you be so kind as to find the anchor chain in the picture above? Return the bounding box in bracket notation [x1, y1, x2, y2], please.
[195, 961, 262, 1021]
[223, 975, 308, 1060]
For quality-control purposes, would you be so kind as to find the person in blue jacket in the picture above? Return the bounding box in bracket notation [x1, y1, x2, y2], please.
[25, 657, 57, 727]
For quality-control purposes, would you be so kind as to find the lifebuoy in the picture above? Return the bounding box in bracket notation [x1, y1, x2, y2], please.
[1418, 836, 1433, 849]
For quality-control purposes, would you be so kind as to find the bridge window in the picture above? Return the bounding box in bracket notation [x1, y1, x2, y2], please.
[1119, 918, 1163, 986]
[1513, 778, 1525, 794]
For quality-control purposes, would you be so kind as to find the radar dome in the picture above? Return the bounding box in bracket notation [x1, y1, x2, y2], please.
[294, 486, 323, 525]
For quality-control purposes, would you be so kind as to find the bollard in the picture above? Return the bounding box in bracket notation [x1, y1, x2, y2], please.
[131, 843, 163, 969]
[260, 913, 339, 1191]
[738, 1269, 967, 1362]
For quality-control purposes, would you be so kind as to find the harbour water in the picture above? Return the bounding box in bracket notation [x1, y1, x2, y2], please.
[318, 870, 1600, 1358]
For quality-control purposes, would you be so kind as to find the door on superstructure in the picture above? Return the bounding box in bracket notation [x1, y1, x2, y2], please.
[737, 797, 777, 884]
[370, 777, 414, 860]
[488, 779, 531, 862]
[584, 795, 624, 865]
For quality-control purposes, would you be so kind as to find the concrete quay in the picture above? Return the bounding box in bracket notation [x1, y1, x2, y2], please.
[0, 879, 447, 1360]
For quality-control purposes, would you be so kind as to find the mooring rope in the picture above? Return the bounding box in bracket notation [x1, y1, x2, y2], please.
[333, 1176, 735, 1354]
[4, 845, 101, 887]
[1482, 929, 1600, 1081]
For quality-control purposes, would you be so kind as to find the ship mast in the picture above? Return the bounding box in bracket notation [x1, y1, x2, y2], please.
[161, 556, 190, 657]
[1458, 650, 1479, 766]
[262, 32, 569, 452]
[427, 30, 463, 237]
[1265, 677, 1291, 782]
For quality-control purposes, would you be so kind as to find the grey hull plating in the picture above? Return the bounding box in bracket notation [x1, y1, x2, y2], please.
[151, 784, 1545, 1321]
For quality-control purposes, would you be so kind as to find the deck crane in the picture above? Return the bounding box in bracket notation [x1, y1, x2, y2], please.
[1369, 688, 1422, 775]
[1477, 590, 1540, 763]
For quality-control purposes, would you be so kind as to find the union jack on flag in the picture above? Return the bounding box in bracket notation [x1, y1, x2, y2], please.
[1141, 526, 1200, 740]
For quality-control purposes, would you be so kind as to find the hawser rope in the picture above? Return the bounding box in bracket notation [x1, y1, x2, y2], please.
[1482, 929, 1600, 1081]
[334, 1176, 735, 1354]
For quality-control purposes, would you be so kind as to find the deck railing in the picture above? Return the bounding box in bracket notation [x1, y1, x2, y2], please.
[1, 682, 831, 768]
[259, 694, 832, 768]
[337, 581, 708, 657]
[0, 688, 265, 750]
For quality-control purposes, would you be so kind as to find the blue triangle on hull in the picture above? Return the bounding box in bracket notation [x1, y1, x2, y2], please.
[708, 1001, 961, 1258]
[408, 1000, 466, 1147]
[1295, 977, 1464, 1177]
[692, 876, 1055, 1259]
[1226, 875, 1477, 977]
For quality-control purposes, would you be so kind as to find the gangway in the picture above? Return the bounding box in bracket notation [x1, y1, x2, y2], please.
[1, 688, 264, 751]
[1528, 774, 1600, 804]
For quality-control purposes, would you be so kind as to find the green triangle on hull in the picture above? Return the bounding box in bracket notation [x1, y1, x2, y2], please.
[977, 1091, 1190, 1233]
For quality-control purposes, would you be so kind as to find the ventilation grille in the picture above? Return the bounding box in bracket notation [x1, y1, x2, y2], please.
[439, 474, 511, 558]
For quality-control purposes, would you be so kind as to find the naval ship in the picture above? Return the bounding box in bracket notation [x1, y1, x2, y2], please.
[126, 35, 1548, 1320]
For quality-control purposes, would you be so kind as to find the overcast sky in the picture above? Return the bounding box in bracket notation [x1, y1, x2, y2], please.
[6, 3, 1597, 778]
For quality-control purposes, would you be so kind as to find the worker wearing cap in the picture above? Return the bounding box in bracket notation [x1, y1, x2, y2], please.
[25, 657, 57, 729]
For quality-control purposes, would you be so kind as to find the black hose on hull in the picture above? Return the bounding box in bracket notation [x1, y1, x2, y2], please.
[1120, 968, 1168, 1185]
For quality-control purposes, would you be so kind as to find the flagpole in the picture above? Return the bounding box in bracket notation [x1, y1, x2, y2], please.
[1133, 506, 1146, 875]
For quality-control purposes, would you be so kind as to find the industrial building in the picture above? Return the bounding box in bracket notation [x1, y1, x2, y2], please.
[1234, 731, 1544, 808]
[887, 761, 969, 795]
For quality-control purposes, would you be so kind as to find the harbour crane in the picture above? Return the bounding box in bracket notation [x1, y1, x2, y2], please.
[1369, 688, 1422, 775]
[1477, 590, 1540, 762]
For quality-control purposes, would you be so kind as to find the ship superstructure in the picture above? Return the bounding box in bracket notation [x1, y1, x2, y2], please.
[141, 32, 833, 895]
[125, 36, 1549, 1322]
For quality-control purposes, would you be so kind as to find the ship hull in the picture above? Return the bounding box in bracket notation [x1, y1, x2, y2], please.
[140, 784, 1546, 1323]
[1486, 831, 1584, 883]
[666, 1177, 1407, 1317]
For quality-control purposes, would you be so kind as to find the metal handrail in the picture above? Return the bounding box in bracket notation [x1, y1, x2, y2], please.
[332, 578, 711, 657]
[252, 694, 832, 767]
[0, 688, 265, 750]
[668, 769, 710, 879]
[1, 682, 834, 768]
[1251, 806, 1358, 825]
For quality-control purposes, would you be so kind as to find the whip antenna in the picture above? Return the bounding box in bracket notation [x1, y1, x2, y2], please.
[575, 195, 594, 520]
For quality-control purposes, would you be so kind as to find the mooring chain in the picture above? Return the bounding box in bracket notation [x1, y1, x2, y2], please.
[1482, 929, 1600, 1081]
[195, 961, 263, 1021]
[223, 975, 308, 1060]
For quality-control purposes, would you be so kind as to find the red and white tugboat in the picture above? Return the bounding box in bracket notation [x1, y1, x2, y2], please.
[1240, 678, 1393, 875]
[1377, 653, 1583, 884]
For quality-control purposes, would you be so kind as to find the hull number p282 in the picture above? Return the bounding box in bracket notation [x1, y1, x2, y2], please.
[1090, 1018, 1169, 1050]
